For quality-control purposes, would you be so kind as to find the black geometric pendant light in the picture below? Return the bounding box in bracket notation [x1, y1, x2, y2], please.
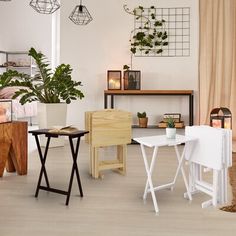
[29, 0, 60, 14]
[69, 0, 93, 25]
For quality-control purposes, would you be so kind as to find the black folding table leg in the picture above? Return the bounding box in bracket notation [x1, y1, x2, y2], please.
[72, 137, 83, 197]
[34, 135, 51, 198]
[65, 137, 83, 205]
[74, 160, 83, 197]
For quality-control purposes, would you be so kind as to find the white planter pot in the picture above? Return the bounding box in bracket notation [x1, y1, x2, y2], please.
[37, 103, 67, 147]
[166, 128, 176, 139]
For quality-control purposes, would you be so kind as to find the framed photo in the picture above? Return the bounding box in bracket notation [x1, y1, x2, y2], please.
[123, 70, 141, 90]
[0, 99, 12, 124]
[107, 70, 122, 90]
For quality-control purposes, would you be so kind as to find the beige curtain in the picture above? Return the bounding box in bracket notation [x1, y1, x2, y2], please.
[199, 0, 236, 139]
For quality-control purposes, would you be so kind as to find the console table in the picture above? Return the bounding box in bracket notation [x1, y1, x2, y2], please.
[104, 90, 194, 126]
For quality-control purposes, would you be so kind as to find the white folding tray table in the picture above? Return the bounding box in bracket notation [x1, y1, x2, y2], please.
[133, 134, 197, 213]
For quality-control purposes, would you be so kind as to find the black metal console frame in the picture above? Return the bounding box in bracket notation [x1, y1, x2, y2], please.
[104, 90, 194, 126]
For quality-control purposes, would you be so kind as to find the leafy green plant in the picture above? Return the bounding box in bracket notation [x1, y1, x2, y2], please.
[124, 5, 168, 55]
[166, 117, 175, 128]
[123, 65, 130, 71]
[137, 111, 147, 118]
[0, 47, 84, 105]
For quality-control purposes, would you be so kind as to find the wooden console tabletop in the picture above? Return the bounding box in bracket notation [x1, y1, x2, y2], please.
[104, 90, 193, 95]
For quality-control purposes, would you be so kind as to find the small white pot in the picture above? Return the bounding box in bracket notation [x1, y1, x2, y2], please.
[166, 128, 176, 139]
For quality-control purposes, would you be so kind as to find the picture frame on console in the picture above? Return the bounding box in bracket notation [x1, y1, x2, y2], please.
[107, 70, 122, 90]
[123, 70, 141, 90]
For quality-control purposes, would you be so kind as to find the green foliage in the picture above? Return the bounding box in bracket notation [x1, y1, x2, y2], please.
[0, 47, 84, 105]
[124, 5, 168, 55]
[0, 70, 31, 88]
[137, 111, 147, 118]
[123, 65, 130, 71]
[166, 117, 175, 128]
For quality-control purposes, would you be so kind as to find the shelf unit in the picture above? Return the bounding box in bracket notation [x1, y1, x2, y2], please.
[0, 50, 36, 76]
[132, 125, 185, 129]
[104, 90, 194, 127]
[104, 90, 193, 144]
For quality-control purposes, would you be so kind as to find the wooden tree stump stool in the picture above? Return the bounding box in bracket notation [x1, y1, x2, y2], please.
[0, 139, 11, 177]
[0, 121, 28, 177]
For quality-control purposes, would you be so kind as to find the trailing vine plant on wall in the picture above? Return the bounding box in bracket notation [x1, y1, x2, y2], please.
[124, 5, 168, 56]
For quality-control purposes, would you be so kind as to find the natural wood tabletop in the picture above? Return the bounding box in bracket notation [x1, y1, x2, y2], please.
[104, 90, 194, 95]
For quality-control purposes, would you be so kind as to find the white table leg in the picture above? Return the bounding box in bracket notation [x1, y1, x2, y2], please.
[212, 169, 219, 206]
[184, 162, 199, 198]
[140, 144, 159, 213]
[143, 146, 158, 200]
[220, 168, 227, 204]
[189, 162, 195, 192]
[218, 169, 224, 204]
[173, 145, 192, 201]
[223, 168, 228, 203]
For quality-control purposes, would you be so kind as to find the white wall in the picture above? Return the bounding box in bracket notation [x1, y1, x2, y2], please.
[0, 0, 52, 60]
[61, 0, 199, 128]
[0, 0, 199, 129]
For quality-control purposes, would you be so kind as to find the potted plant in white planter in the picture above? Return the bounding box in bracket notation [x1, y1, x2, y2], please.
[166, 117, 176, 139]
[0, 47, 84, 146]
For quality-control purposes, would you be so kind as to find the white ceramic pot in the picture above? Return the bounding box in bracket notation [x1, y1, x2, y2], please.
[166, 128, 176, 139]
[37, 103, 67, 147]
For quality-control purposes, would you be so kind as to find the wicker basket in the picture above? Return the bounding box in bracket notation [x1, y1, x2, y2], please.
[220, 153, 236, 212]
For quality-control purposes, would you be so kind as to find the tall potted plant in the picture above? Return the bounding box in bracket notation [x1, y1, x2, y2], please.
[0, 47, 84, 146]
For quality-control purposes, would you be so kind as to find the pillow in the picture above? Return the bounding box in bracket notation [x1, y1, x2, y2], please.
[0, 86, 25, 99]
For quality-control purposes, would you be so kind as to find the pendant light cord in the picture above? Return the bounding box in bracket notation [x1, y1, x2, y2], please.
[79, 0, 83, 12]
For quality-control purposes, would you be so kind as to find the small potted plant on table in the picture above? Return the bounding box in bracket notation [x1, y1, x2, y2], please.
[137, 111, 148, 128]
[166, 117, 176, 139]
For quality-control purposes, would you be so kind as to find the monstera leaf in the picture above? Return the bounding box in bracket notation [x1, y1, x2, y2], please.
[0, 47, 84, 105]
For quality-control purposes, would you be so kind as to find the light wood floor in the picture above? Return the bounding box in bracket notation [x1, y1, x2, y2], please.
[0, 140, 236, 236]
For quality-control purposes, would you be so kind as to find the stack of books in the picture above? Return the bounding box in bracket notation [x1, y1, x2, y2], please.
[158, 113, 184, 128]
[49, 125, 78, 134]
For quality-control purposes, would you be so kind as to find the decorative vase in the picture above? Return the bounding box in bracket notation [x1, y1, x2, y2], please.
[138, 117, 148, 128]
[166, 128, 176, 139]
[37, 103, 67, 147]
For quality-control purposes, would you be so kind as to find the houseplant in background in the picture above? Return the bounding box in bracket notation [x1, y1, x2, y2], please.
[137, 111, 148, 128]
[0, 47, 84, 146]
[166, 117, 176, 139]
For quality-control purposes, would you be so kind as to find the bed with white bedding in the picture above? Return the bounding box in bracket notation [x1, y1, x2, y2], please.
[0, 86, 37, 121]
